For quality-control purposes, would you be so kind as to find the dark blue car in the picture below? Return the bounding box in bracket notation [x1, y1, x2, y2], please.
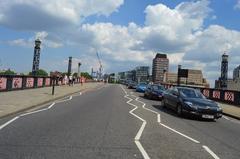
[136, 83, 147, 92]
[144, 84, 165, 100]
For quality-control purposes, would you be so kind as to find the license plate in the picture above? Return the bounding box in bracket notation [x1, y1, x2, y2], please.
[202, 114, 214, 119]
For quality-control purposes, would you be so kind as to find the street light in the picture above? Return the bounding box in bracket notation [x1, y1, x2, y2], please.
[78, 62, 81, 77]
[78, 62, 83, 85]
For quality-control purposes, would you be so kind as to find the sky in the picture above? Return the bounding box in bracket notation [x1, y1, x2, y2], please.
[0, 0, 240, 87]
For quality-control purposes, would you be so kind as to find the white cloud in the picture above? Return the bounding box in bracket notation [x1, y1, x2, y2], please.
[2, 0, 240, 88]
[234, 0, 240, 10]
[8, 31, 63, 48]
[0, 0, 124, 30]
[8, 38, 33, 47]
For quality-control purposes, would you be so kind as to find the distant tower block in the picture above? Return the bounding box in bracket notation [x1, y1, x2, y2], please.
[67, 56, 72, 76]
[220, 53, 228, 89]
[32, 39, 41, 76]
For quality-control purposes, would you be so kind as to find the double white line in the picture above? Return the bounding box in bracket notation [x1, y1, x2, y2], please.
[131, 91, 220, 159]
[121, 85, 150, 159]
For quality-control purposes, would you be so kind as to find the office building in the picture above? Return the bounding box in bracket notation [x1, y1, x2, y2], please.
[166, 69, 209, 87]
[227, 79, 240, 91]
[225, 65, 240, 91]
[152, 53, 169, 83]
[118, 72, 125, 80]
[233, 65, 240, 80]
[135, 66, 149, 83]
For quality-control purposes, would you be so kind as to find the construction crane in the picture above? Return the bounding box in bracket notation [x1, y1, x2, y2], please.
[96, 51, 103, 81]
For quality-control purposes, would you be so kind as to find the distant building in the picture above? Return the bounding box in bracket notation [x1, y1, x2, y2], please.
[166, 69, 209, 87]
[135, 66, 149, 83]
[152, 53, 169, 83]
[118, 72, 125, 80]
[227, 78, 240, 91]
[225, 65, 240, 91]
[233, 65, 240, 80]
[125, 70, 135, 81]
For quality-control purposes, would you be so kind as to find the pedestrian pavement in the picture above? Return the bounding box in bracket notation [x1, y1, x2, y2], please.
[218, 102, 240, 120]
[0, 82, 103, 118]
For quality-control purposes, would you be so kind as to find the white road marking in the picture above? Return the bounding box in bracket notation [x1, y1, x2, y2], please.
[0, 116, 19, 130]
[124, 86, 221, 159]
[222, 115, 240, 124]
[48, 102, 56, 109]
[20, 108, 49, 117]
[133, 95, 161, 123]
[222, 115, 229, 120]
[160, 123, 200, 144]
[56, 96, 72, 103]
[202, 145, 220, 159]
[135, 141, 150, 159]
[120, 85, 150, 159]
[157, 114, 161, 123]
[0, 92, 81, 131]
[135, 121, 147, 140]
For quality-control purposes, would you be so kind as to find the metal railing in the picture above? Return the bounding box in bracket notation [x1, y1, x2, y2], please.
[0, 75, 84, 92]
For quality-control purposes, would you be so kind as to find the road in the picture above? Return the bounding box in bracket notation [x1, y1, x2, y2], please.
[0, 84, 240, 159]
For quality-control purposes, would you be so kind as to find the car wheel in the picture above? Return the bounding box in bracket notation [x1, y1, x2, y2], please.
[177, 104, 182, 117]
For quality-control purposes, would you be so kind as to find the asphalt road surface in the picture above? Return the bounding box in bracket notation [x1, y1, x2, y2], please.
[0, 84, 240, 159]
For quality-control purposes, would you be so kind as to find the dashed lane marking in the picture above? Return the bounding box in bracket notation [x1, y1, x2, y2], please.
[160, 123, 200, 144]
[202, 145, 220, 159]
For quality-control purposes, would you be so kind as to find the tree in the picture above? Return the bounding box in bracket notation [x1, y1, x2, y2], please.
[0, 69, 16, 75]
[81, 72, 92, 79]
[29, 69, 48, 76]
[73, 72, 78, 78]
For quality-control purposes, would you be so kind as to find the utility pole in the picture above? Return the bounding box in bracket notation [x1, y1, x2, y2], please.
[96, 52, 103, 81]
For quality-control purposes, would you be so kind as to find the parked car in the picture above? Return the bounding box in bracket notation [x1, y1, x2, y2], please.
[127, 81, 137, 89]
[136, 83, 147, 92]
[162, 87, 222, 119]
[144, 84, 165, 100]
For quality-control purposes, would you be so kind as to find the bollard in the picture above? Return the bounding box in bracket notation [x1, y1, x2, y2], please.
[52, 78, 55, 95]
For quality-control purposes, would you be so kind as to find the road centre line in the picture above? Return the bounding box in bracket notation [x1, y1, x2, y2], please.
[202, 145, 220, 159]
[129, 90, 220, 159]
[120, 85, 150, 159]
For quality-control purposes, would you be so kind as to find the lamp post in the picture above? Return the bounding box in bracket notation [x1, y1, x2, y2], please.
[78, 62, 81, 84]
[177, 65, 182, 86]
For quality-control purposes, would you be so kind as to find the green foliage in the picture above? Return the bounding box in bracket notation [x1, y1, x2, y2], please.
[73, 72, 78, 77]
[81, 72, 92, 79]
[0, 69, 16, 75]
[29, 69, 48, 76]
